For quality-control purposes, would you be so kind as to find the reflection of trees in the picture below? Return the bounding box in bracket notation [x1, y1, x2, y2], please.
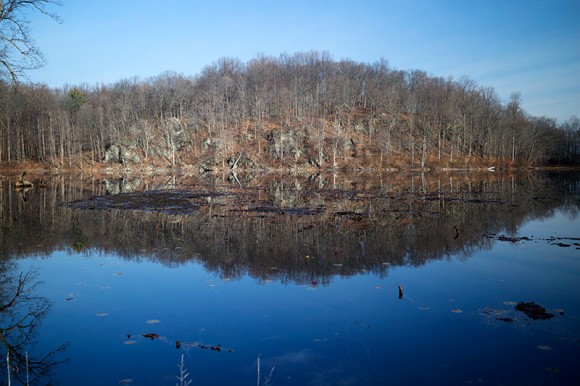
[0, 263, 67, 385]
[1, 172, 579, 285]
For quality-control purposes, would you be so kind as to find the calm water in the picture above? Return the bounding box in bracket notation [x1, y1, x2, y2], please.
[1, 172, 579, 385]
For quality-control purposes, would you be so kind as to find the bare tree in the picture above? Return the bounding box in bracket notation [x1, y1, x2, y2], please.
[0, 48, 577, 169]
[0, 0, 60, 83]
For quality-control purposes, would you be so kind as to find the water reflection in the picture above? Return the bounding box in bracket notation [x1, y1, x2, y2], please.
[0, 262, 67, 384]
[1, 172, 578, 285]
[2, 171, 580, 385]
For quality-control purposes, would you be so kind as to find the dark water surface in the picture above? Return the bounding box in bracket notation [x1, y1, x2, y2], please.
[1, 172, 579, 385]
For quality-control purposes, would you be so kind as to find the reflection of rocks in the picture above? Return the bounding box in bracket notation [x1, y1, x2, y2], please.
[15, 173, 33, 188]
[104, 178, 145, 194]
[1, 172, 579, 285]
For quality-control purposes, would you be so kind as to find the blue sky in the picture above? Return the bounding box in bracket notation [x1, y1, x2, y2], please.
[27, 0, 579, 123]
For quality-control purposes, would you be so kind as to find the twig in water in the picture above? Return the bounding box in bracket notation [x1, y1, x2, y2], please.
[257, 353, 260, 386]
[264, 365, 276, 386]
[26, 351, 29, 386]
[344, 321, 372, 358]
[257, 353, 275, 386]
[6, 350, 11, 386]
[176, 354, 192, 386]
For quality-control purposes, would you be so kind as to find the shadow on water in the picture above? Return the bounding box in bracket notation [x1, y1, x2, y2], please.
[0, 262, 68, 384]
[1, 171, 579, 286]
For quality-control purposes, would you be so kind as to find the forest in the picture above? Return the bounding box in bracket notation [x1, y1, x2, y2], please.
[1, 51, 579, 173]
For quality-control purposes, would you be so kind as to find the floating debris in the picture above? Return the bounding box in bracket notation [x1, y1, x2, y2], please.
[113, 272, 123, 276]
[146, 319, 161, 324]
[143, 333, 160, 340]
[552, 308, 565, 316]
[199, 344, 223, 352]
[503, 301, 518, 306]
[450, 308, 463, 314]
[496, 317, 514, 323]
[481, 308, 510, 316]
[419, 306, 429, 311]
[123, 340, 137, 345]
[515, 301, 555, 320]
[398, 285, 404, 299]
[554, 242, 571, 248]
[95, 312, 109, 317]
[333, 263, 343, 267]
[118, 379, 133, 384]
[497, 235, 531, 243]
[537, 345, 552, 351]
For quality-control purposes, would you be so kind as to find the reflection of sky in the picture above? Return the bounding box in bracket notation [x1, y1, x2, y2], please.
[17, 211, 580, 385]
[519, 209, 580, 238]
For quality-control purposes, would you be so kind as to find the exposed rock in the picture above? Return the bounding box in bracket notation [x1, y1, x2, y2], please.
[162, 117, 187, 148]
[515, 301, 555, 320]
[104, 143, 141, 164]
[266, 128, 306, 160]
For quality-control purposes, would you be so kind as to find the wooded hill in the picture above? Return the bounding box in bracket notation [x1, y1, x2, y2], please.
[1, 51, 579, 173]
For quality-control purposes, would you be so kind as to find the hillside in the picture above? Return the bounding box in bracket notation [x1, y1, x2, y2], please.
[1, 52, 579, 175]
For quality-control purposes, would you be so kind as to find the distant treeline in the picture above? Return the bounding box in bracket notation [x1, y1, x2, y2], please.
[1, 51, 579, 170]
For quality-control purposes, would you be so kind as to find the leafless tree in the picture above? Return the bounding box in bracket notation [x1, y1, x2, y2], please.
[0, 0, 60, 83]
[0, 50, 577, 168]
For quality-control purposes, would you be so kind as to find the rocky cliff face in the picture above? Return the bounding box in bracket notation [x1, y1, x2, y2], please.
[103, 117, 188, 165]
[104, 143, 142, 164]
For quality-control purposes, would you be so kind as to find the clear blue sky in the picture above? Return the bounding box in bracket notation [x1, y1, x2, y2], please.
[27, 0, 579, 123]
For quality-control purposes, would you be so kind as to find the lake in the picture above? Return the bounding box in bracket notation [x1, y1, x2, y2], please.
[1, 171, 579, 385]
